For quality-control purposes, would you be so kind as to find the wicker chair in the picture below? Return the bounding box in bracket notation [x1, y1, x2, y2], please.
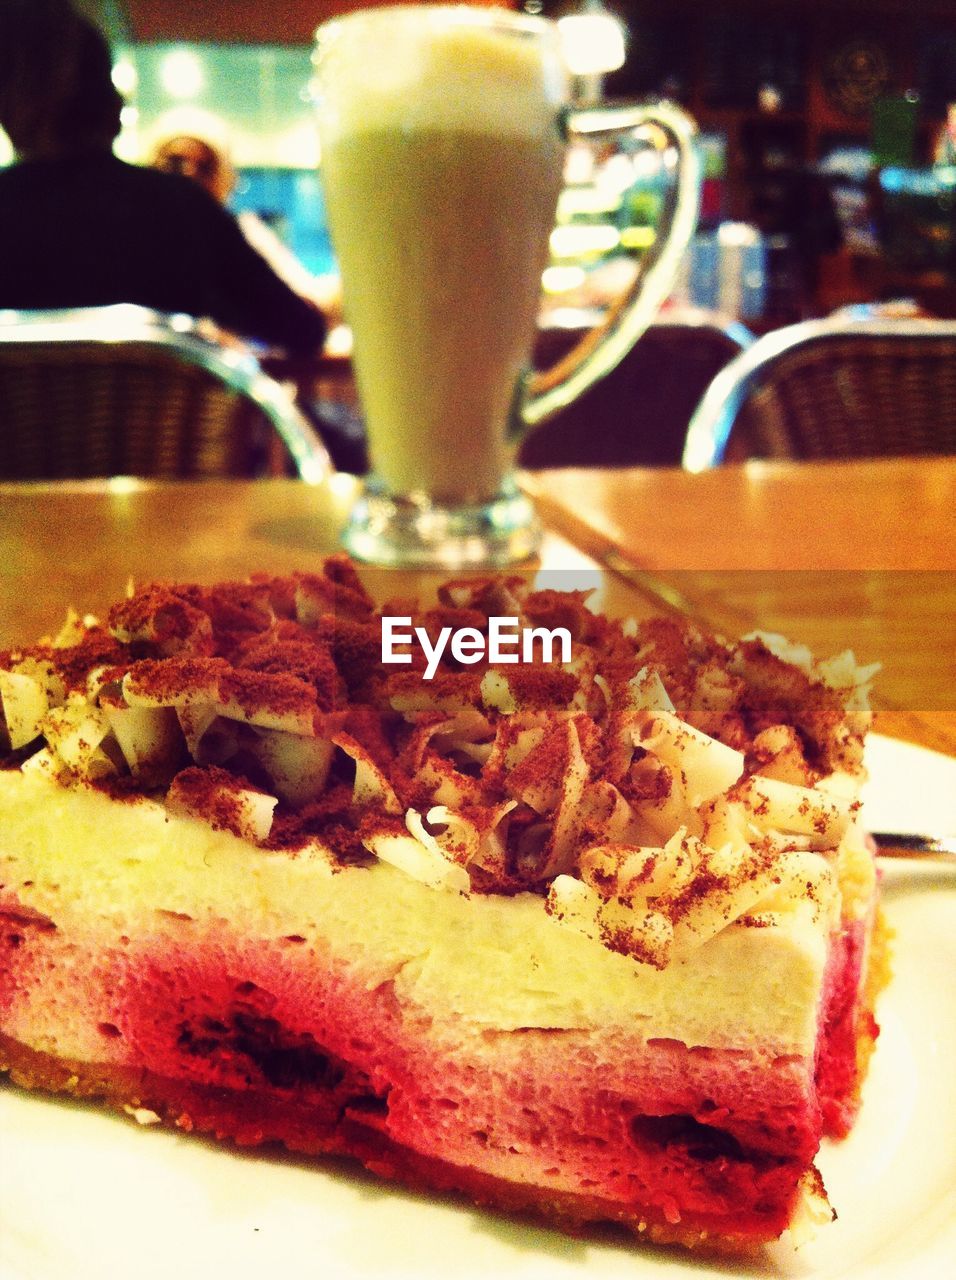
[519, 307, 754, 469]
[0, 306, 332, 481]
[683, 316, 956, 471]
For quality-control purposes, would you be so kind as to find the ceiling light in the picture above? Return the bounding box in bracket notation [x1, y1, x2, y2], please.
[111, 58, 138, 97]
[557, 3, 626, 78]
[160, 49, 204, 100]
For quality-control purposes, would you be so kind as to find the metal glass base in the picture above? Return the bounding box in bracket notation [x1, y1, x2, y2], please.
[341, 475, 540, 569]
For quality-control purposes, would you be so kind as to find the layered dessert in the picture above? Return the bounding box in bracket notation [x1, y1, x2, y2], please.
[0, 559, 886, 1252]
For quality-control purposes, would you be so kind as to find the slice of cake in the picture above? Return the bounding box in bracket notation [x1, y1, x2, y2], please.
[0, 559, 886, 1253]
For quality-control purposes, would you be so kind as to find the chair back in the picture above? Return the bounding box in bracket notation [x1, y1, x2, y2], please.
[0, 306, 331, 481]
[519, 307, 754, 469]
[683, 316, 956, 470]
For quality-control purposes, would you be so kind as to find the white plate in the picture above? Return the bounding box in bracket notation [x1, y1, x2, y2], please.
[2, 735, 955, 1280]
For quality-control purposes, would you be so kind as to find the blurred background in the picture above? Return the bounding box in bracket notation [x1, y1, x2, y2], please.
[2, 0, 955, 481]
[6, 0, 949, 329]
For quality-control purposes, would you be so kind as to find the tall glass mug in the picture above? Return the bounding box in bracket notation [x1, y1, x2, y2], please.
[313, 5, 700, 567]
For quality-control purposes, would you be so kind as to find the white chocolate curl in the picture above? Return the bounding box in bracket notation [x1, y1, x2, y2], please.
[41, 700, 116, 778]
[539, 720, 590, 878]
[579, 835, 695, 901]
[0, 670, 50, 750]
[333, 732, 401, 815]
[251, 729, 334, 807]
[362, 813, 470, 893]
[549, 828, 839, 969]
[734, 776, 851, 848]
[633, 710, 745, 807]
[167, 774, 277, 844]
[123, 667, 315, 736]
[103, 702, 180, 779]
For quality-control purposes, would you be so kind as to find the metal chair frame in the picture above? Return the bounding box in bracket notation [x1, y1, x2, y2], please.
[0, 305, 331, 481]
[683, 316, 956, 472]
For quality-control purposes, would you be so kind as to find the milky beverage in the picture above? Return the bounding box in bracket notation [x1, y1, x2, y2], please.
[317, 15, 568, 505]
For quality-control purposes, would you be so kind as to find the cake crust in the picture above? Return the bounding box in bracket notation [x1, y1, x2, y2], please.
[0, 1029, 832, 1256]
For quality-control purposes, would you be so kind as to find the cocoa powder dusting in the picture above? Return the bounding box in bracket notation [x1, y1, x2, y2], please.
[168, 765, 266, 837]
[2, 559, 871, 940]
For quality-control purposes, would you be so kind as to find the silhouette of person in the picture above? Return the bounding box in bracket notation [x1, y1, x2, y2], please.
[150, 132, 343, 320]
[0, 0, 326, 356]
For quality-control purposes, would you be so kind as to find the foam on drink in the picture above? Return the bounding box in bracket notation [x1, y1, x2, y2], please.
[317, 10, 568, 144]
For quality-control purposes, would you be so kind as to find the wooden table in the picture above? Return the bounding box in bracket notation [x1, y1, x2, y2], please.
[524, 457, 956, 755]
[1, 458, 953, 756]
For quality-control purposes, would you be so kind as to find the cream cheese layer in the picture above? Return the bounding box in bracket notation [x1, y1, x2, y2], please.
[0, 770, 838, 1054]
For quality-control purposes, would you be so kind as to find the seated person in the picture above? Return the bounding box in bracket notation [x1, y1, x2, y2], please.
[0, 1, 325, 356]
[151, 132, 343, 323]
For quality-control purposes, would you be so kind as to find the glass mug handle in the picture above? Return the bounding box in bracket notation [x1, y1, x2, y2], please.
[520, 100, 702, 429]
